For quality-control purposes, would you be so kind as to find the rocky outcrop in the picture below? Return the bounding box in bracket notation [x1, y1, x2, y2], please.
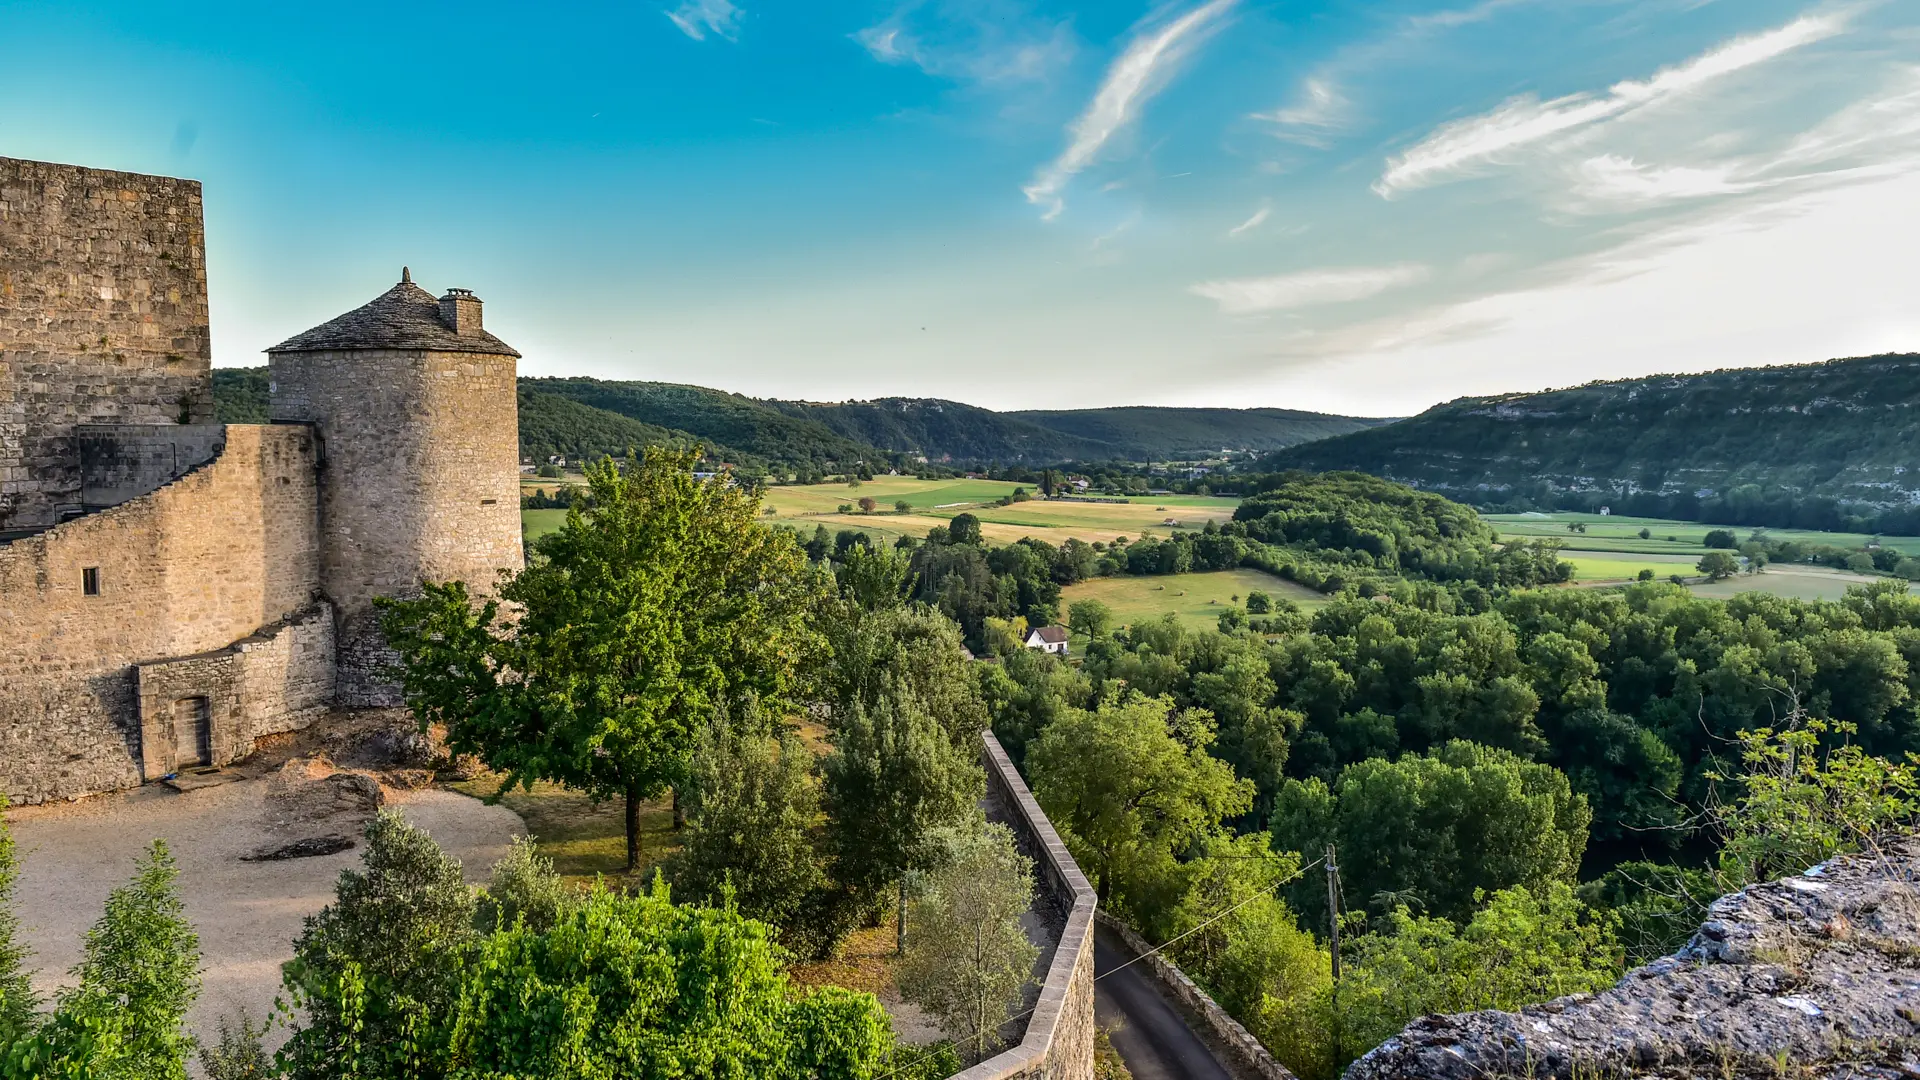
[1346, 840, 1920, 1079]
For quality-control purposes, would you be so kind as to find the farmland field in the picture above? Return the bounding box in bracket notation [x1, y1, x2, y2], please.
[1059, 569, 1325, 633]
[761, 478, 1239, 547]
[1485, 511, 1920, 556]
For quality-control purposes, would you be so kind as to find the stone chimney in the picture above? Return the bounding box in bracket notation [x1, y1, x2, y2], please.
[439, 288, 483, 335]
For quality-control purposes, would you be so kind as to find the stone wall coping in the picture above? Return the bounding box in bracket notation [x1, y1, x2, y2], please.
[1094, 911, 1299, 1080]
[948, 732, 1098, 1080]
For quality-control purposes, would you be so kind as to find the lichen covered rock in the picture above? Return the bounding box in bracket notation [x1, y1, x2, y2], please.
[1345, 839, 1920, 1079]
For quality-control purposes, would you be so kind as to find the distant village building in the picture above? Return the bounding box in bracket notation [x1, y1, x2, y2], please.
[1026, 625, 1070, 656]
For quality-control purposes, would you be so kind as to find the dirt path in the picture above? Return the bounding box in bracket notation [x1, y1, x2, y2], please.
[8, 777, 523, 1047]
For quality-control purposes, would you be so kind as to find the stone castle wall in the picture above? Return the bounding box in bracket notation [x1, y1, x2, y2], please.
[78, 423, 225, 509]
[0, 157, 213, 531]
[0, 424, 322, 803]
[269, 347, 522, 705]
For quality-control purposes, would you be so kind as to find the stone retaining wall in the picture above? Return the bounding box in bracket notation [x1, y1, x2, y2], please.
[1095, 911, 1298, 1080]
[135, 603, 335, 778]
[953, 733, 1096, 1080]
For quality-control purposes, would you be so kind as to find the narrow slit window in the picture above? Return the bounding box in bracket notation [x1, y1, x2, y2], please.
[480, 498, 498, 506]
[82, 567, 100, 596]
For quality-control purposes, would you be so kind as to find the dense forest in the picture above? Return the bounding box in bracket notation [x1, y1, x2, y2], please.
[1266, 353, 1920, 533]
[790, 473, 1920, 1077]
[774, 397, 1385, 462]
[1007, 405, 1394, 460]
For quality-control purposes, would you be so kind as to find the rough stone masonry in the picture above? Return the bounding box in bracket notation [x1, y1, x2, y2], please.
[0, 155, 522, 804]
[1345, 838, 1920, 1080]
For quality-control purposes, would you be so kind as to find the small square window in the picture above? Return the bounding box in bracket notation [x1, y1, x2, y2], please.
[82, 567, 100, 596]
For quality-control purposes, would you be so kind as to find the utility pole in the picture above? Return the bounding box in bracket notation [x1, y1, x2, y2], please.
[1327, 843, 1342, 1067]
[1326, 844, 1341, 981]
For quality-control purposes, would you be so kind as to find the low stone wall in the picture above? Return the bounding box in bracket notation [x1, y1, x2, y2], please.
[953, 733, 1096, 1080]
[135, 603, 335, 778]
[1095, 912, 1298, 1080]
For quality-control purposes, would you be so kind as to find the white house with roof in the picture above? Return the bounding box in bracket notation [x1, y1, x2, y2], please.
[1026, 625, 1070, 656]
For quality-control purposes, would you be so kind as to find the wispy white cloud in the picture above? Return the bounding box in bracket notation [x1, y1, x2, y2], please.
[1557, 65, 1920, 213]
[1023, 0, 1238, 219]
[1190, 263, 1431, 314]
[1375, 13, 1846, 197]
[1227, 205, 1270, 237]
[854, 1, 1075, 84]
[1251, 78, 1351, 146]
[1569, 154, 1758, 207]
[666, 0, 743, 42]
[1406, 0, 1537, 32]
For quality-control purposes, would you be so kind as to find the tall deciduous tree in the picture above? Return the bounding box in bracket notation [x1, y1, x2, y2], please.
[1067, 599, 1113, 643]
[380, 446, 826, 869]
[822, 680, 983, 952]
[897, 820, 1040, 1063]
[1271, 740, 1590, 926]
[671, 715, 826, 936]
[1027, 694, 1253, 914]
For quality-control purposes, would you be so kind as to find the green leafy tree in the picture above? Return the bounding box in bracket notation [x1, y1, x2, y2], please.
[380, 446, 826, 870]
[5, 842, 202, 1080]
[1330, 885, 1622, 1076]
[1028, 694, 1253, 918]
[444, 880, 896, 1079]
[279, 813, 478, 1080]
[71, 842, 199, 1080]
[1272, 741, 1590, 925]
[948, 513, 983, 546]
[477, 836, 572, 934]
[822, 681, 984, 952]
[0, 806, 33, 1040]
[672, 717, 827, 939]
[1246, 590, 1273, 615]
[1703, 529, 1737, 549]
[1697, 551, 1739, 581]
[897, 821, 1040, 1063]
[1067, 599, 1114, 643]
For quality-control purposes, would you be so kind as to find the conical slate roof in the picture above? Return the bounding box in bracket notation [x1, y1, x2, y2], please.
[269, 276, 521, 357]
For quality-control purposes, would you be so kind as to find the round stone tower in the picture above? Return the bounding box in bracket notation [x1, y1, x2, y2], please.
[267, 269, 522, 706]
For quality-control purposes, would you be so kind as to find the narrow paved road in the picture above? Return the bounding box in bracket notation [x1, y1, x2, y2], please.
[1093, 924, 1237, 1080]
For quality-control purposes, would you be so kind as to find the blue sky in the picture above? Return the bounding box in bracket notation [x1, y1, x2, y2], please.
[4, 0, 1918, 415]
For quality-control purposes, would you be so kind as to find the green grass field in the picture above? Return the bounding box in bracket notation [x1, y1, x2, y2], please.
[1059, 569, 1325, 633]
[1486, 511, 1920, 556]
[523, 508, 568, 543]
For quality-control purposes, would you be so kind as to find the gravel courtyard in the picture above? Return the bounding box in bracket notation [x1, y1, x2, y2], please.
[7, 765, 523, 1048]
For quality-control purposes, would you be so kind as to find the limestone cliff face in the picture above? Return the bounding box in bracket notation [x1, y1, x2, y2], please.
[1345, 840, 1920, 1079]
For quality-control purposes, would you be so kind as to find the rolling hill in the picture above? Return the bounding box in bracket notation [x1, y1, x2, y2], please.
[1008, 405, 1394, 460]
[766, 398, 1387, 463]
[764, 397, 1110, 462]
[212, 368, 1386, 474]
[1263, 353, 1920, 533]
